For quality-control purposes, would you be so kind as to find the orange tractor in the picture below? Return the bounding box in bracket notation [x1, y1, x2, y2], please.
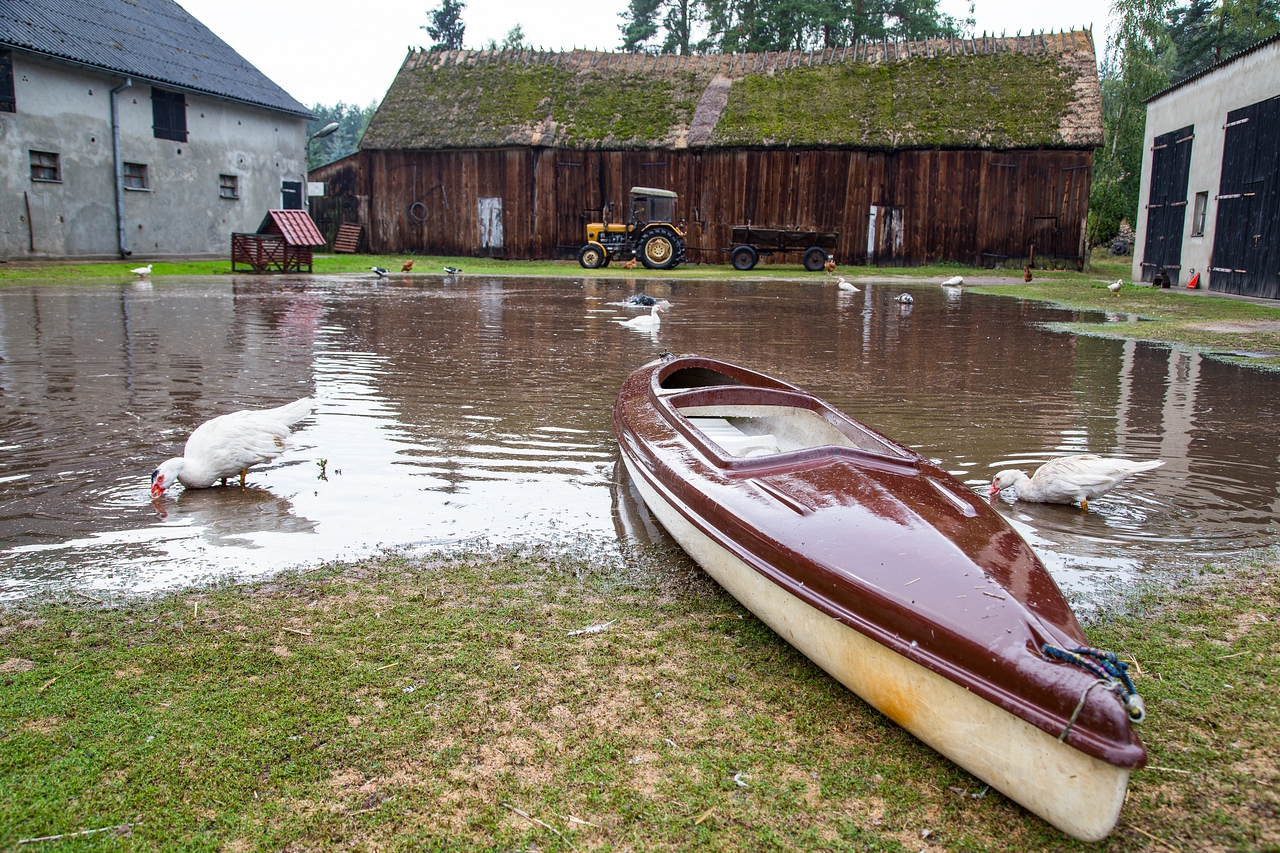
[577, 187, 686, 270]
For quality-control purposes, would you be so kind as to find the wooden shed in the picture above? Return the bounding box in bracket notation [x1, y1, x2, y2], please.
[231, 210, 326, 272]
[310, 31, 1103, 268]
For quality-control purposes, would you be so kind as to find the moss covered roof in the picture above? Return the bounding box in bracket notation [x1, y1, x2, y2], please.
[362, 30, 1102, 152]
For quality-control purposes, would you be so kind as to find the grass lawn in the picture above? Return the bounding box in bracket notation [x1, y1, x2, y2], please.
[1, 548, 1276, 851]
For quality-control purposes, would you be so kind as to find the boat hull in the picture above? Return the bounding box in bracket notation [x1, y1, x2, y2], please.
[622, 453, 1128, 841]
[612, 356, 1144, 841]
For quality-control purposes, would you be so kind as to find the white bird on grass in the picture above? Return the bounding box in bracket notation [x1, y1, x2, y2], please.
[1109, 279, 1123, 295]
[619, 304, 664, 330]
[835, 277, 860, 292]
[988, 454, 1164, 511]
[131, 264, 152, 277]
[150, 398, 315, 497]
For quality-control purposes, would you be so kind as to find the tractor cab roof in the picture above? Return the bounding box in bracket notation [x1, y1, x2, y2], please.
[630, 187, 678, 198]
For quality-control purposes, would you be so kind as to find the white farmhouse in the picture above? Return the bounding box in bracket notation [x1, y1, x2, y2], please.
[1, 0, 311, 260]
[1133, 34, 1280, 298]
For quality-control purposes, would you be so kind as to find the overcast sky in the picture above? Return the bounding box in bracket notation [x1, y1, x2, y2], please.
[176, 0, 1117, 108]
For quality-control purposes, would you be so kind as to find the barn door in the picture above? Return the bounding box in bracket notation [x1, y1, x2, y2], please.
[1032, 216, 1059, 263]
[477, 197, 503, 252]
[1211, 97, 1280, 298]
[1141, 125, 1194, 282]
[868, 205, 903, 265]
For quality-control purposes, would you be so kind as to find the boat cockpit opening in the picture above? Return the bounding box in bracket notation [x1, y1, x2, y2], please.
[659, 366, 744, 390]
[679, 404, 910, 461]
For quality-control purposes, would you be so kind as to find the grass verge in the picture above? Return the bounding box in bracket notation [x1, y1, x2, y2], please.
[1, 547, 1276, 851]
[0, 255, 1028, 284]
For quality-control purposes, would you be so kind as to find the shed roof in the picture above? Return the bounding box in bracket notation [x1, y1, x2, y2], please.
[363, 30, 1102, 152]
[1145, 31, 1280, 104]
[0, 0, 310, 117]
[258, 210, 326, 246]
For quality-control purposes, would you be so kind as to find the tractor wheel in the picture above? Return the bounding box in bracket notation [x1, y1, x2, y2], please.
[640, 227, 680, 270]
[802, 246, 828, 272]
[731, 245, 758, 271]
[578, 243, 607, 269]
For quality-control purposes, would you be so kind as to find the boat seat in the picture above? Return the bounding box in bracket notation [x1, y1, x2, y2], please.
[686, 417, 780, 458]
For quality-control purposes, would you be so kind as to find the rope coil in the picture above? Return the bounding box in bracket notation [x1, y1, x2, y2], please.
[1042, 644, 1147, 724]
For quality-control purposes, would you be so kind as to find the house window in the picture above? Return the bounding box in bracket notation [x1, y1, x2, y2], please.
[30, 150, 59, 182]
[151, 86, 187, 142]
[123, 162, 148, 190]
[1191, 191, 1208, 236]
[219, 174, 238, 199]
[0, 50, 14, 113]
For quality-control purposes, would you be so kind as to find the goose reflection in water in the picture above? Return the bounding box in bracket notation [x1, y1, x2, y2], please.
[153, 487, 316, 546]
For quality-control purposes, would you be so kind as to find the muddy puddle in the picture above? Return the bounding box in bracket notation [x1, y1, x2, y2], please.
[1, 273, 1276, 601]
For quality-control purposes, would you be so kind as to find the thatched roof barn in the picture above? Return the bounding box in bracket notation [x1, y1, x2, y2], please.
[311, 30, 1103, 267]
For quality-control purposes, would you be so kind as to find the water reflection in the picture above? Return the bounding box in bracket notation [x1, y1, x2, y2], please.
[0, 275, 1277, 601]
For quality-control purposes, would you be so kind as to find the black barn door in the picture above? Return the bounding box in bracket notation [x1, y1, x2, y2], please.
[1211, 97, 1280, 298]
[1141, 125, 1194, 282]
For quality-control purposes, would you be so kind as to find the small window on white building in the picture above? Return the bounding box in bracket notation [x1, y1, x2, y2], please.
[1191, 191, 1208, 236]
[123, 162, 148, 190]
[30, 150, 60, 181]
[219, 174, 238, 199]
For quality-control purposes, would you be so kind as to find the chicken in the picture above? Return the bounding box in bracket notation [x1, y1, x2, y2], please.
[401, 260, 414, 272]
[624, 258, 637, 270]
[823, 258, 837, 273]
[1023, 266, 1033, 282]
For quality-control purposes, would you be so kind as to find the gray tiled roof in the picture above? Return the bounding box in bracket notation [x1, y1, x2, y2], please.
[0, 0, 311, 117]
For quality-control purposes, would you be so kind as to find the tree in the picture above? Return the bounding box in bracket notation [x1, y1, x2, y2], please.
[423, 0, 466, 50]
[306, 101, 379, 170]
[485, 24, 530, 50]
[621, 0, 698, 53]
[626, 0, 968, 55]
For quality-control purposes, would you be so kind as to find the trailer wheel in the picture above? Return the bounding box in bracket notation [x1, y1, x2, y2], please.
[802, 246, 828, 271]
[731, 245, 759, 271]
[578, 243, 607, 269]
[640, 227, 680, 270]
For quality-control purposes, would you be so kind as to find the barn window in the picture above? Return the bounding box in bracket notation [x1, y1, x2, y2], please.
[151, 87, 188, 142]
[219, 174, 239, 199]
[1191, 192, 1208, 236]
[0, 50, 14, 113]
[30, 150, 59, 182]
[123, 162, 148, 190]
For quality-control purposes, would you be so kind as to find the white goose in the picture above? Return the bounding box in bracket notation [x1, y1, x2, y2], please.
[619, 304, 664, 330]
[150, 398, 315, 496]
[835, 277, 860, 292]
[988, 454, 1164, 511]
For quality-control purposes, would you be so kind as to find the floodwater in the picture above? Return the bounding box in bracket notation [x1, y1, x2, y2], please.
[1, 274, 1277, 602]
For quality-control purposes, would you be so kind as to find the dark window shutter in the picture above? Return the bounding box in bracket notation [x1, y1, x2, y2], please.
[151, 87, 188, 142]
[0, 50, 14, 113]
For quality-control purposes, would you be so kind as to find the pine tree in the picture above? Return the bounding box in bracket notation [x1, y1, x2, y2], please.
[423, 0, 466, 50]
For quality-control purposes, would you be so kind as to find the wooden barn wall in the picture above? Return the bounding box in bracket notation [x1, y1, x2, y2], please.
[309, 152, 372, 250]
[343, 148, 1093, 267]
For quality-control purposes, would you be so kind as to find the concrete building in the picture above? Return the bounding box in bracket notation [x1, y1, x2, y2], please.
[1134, 34, 1280, 298]
[0, 0, 312, 260]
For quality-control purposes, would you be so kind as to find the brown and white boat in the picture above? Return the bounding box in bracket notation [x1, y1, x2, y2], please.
[612, 355, 1146, 841]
